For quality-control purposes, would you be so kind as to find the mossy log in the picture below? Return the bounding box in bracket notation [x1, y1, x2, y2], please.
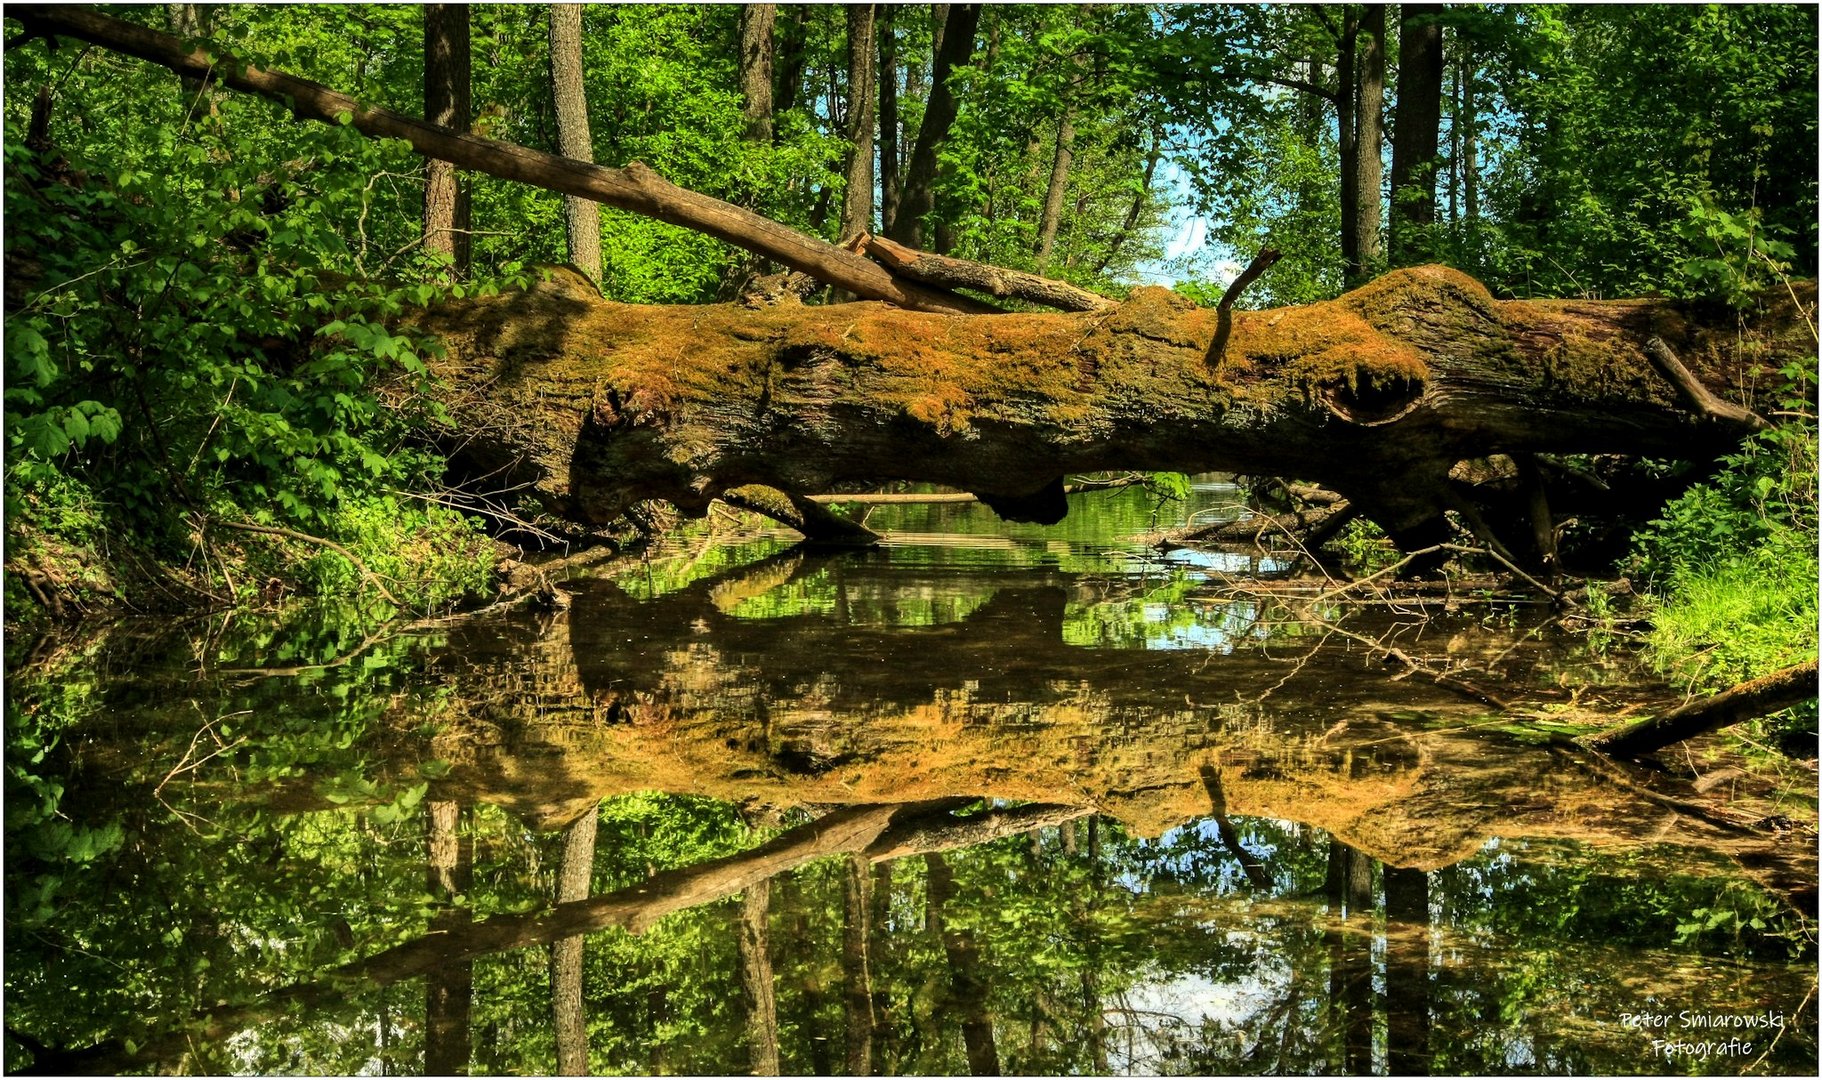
[416, 264, 1809, 553]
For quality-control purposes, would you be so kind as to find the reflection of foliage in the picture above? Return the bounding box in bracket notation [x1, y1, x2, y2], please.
[6, 610, 1815, 1074]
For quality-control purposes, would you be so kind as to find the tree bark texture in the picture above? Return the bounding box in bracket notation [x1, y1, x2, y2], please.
[425, 799, 474, 1076]
[841, 5, 878, 242]
[739, 881, 781, 1076]
[878, 4, 901, 233]
[1350, 4, 1386, 286]
[1389, 3, 1445, 265]
[411, 262, 1811, 548]
[1034, 105, 1076, 275]
[1336, 7, 1360, 280]
[864, 233, 1113, 312]
[548, 3, 602, 286]
[550, 807, 598, 1075]
[888, 3, 981, 250]
[737, 4, 777, 145]
[10, 5, 993, 314]
[841, 853, 876, 1076]
[423, 4, 472, 277]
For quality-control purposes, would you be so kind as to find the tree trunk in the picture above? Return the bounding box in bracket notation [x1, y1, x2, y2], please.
[739, 881, 782, 1076]
[841, 5, 878, 243]
[864, 234, 1113, 312]
[775, 4, 812, 117]
[1350, 3, 1385, 287]
[878, 5, 901, 233]
[924, 852, 1000, 1075]
[548, 3, 601, 286]
[841, 854, 876, 1076]
[1462, 43, 1479, 222]
[1384, 866, 1431, 1076]
[888, 3, 981, 250]
[1337, 6, 1360, 282]
[424, 800, 473, 1076]
[550, 807, 598, 1075]
[1034, 106, 1076, 275]
[1389, 3, 1445, 265]
[164, 3, 210, 106]
[423, 4, 472, 277]
[1580, 660, 1820, 757]
[737, 4, 777, 145]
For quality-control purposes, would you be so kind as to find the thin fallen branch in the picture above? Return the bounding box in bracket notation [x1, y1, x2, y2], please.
[1643, 336, 1771, 432]
[862, 233, 1112, 313]
[1205, 247, 1281, 369]
[204, 518, 401, 607]
[1579, 659, 1819, 756]
[1440, 543, 1570, 606]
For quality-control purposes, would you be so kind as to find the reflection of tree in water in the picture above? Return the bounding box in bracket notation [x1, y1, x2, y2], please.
[5, 550, 1817, 1076]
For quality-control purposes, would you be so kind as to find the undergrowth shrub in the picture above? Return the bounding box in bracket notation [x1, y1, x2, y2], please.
[1630, 360, 1818, 745]
[3, 100, 525, 614]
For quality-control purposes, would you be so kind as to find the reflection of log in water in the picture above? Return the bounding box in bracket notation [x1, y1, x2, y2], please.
[390, 545, 1816, 890]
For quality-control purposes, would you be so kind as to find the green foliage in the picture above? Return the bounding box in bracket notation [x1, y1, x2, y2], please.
[291, 498, 497, 612]
[2, 45, 511, 610]
[1631, 365, 1818, 731]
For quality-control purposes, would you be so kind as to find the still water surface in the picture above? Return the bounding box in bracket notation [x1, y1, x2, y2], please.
[5, 478, 1815, 1074]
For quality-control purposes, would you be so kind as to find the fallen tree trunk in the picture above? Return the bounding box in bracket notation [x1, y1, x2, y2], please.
[1580, 659, 1819, 757]
[413, 263, 1811, 552]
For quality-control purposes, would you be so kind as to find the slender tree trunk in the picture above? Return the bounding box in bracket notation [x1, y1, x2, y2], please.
[424, 4, 472, 277]
[1448, 44, 1460, 229]
[1094, 133, 1160, 275]
[737, 4, 777, 145]
[1341, 842, 1374, 1074]
[878, 6, 901, 233]
[1385, 866, 1431, 1076]
[842, 854, 876, 1075]
[1462, 45, 1479, 222]
[775, 4, 812, 117]
[425, 800, 473, 1075]
[1336, 6, 1361, 281]
[1034, 105, 1076, 275]
[740, 882, 781, 1076]
[1350, 3, 1385, 286]
[550, 808, 598, 1075]
[548, 4, 601, 285]
[841, 5, 879, 242]
[164, 3, 210, 106]
[1389, 3, 1445, 265]
[889, 4, 981, 250]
